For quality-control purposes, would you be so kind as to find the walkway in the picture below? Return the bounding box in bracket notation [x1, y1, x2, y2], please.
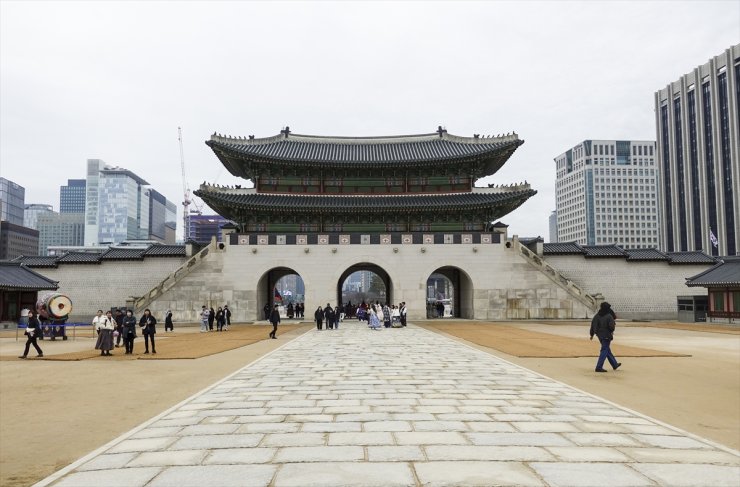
[37, 324, 739, 486]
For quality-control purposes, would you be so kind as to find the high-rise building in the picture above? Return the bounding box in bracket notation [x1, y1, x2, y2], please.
[60, 179, 86, 213]
[188, 214, 231, 243]
[84, 159, 106, 245]
[554, 140, 659, 248]
[0, 221, 39, 260]
[37, 212, 85, 256]
[23, 204, 55, 230]
[0, 177, 25, 225]
[655, 43, 739, 256]
[548, 210, 558, 243]
[148, 189, 177, 244]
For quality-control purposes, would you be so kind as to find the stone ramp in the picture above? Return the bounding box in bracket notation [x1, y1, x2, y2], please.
[36, 324, 739, 487]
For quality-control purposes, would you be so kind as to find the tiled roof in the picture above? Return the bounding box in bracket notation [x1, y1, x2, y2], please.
[57, 252, 104, 264]
[543, 242, 584, 255]
[624, 248, 669, 261]
[582, 245, 626, 258]
[11, 255, 59, 267]
[518, 237, 543, 245]
[100, 248, 145, 260]
[686, 257, 740, 287]
[666, 251, 718, 264]
[142, 245, 187, 257]
[195, 188, 537, 215]
[0, 262, 58, 291]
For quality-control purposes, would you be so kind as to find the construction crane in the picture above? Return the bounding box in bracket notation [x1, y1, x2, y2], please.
[178, 127, 191, 242]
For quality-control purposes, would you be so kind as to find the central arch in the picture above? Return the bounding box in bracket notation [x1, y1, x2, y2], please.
[256, 266, 304, 321]
[336, 263, 393, 310]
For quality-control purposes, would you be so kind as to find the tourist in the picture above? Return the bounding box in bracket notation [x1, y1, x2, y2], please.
[368, 304, 381, 330]
[269, 304, 280, 339]
[400, 302, 407, 327]
[164, 309, 173, 332]
[324, 303, 334, 330]
[92, 309, 105, 333]
[436, 301, 445, 318]
[139, 308, 157, 354]
[391, 305, 401, 327]
[263, 303, 271, 320]
[590, 302, 621, 373]
[376, 304, 385, 329]
[224, 305, 231, 330]
[296, 302, 303, 319]
[314, 306, 324, 330]
[333, 305, 341, 329]
[18, 310, 43, 359]
[114, 309, 124, 347]
[208, 307, 215, 331]
[382, 303, 391, 328]
[287, 302, 294, 319]
[200, 306, 210, 333]
[215, 307, 225, 332]
[95, 310, 115, 356]
[122, 310, 137, 354]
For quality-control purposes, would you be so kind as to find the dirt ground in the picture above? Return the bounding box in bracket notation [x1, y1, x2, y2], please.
[1, 320, 738, 487]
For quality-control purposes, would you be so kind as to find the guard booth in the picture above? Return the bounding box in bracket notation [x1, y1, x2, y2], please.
[677, 295, 708, 323]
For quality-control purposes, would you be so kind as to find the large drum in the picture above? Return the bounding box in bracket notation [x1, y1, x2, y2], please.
[36, 292, 73, 340]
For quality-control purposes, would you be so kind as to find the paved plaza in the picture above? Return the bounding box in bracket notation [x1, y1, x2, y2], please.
[37, 324, 739, 487]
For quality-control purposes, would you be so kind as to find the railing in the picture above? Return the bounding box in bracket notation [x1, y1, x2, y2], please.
[132, 241, 216, 313]
[513, 239, 599, 311]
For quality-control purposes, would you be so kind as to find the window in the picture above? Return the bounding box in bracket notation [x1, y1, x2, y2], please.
[712, 291, 725, 311]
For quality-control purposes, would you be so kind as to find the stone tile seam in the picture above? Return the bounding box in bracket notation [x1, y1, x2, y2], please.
[411, 324, 740, 457]
[33, 328, 314, 487]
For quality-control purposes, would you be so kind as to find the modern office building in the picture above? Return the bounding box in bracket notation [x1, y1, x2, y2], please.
[655, 43, 739, 256]
[23, 204, 55, 230]
[148, 189, 177, 244]
[554, 140, 659, 248]
[84, 159, 107, 245]
[548, 210, 558, 243]
[187, 214, 231, 244]
[0, 177, 25, 225]
[37, 212, 85, 255]
[60, 179, 86, 213]
[0, 221, 39, 260]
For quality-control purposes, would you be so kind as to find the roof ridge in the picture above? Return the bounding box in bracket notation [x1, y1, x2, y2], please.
[209, 130, 521, 146]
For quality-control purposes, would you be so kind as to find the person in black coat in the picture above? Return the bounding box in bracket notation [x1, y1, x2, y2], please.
[139, 309, 157, 354]
[263, 303, 271, 320]
[19, 310, 43, 358]
[224, 305, 231, 330]
[164, 309, 173, 332]
[208, 307, 215, 331]
[590, 302, 621, 372]
[314, 306, 323, 330]
[269, 304, 280, 339]
[114, 309, 125, 347]
[323, 304, 334, 330]
[122, 310, 137, 354]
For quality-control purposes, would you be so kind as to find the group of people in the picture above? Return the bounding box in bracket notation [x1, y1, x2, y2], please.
[361, 301, 407, 330]
[199, 305, 232, 332]
[313, 303, 344, 330]
[92, 308, 170, 356]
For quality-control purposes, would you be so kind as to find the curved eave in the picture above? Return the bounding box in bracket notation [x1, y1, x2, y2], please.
[206, 139, 524, 180]
[194, 189, 537, 218]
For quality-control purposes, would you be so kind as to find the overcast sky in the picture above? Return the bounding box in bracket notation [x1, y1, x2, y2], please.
[1, 0, 738, 240]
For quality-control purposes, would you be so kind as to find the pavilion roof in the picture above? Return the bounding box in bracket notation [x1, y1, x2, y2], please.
[206, 128, 524, 178]
[685, 257, 740, 287]
[0, 262, 58, 291]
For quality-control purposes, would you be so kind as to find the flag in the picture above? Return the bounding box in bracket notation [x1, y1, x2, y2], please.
[709, 229, 719, 248]
[274, 288, 282, 302]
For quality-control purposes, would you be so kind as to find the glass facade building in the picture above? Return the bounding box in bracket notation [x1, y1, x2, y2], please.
[188, 214, 231, 244]
[23, 204, 54, 230]
[37, 212, 85, 255]
[60, 179, 86, 213]
[655, 44, 739, 256]
[0, 177, 25, 225]
[148, 189, 177, 244]
[554, 140, 659, 248]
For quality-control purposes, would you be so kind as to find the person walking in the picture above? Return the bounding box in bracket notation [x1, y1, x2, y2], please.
[114, 309, 124, 348]
[382, 303, 392, 328]
[333, 305, 341, 330]
[224, 305, 231, 330]
[18, 310, 43, 359]
[314, 306, 324, 330]
[200, 306, 210, 333]
[269, 304, 280, 339]
[95, 310, 115, 356]
[139, 309, 157, 354]
[400, 302, 407, 327]
[324, 303, 334, 330]
[590, 302, 621, 372]
[164, 309, 173, 332]
[263, 303, 271, 320]
[208, 307, 215, 331]
[122, 310, 137, 354]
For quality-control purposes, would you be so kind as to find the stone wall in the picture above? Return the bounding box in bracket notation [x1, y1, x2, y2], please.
[544, 255, 710, 320]
[34, 257, 186, 322]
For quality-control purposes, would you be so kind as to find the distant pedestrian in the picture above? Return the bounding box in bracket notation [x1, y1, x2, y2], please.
[590, 302, 621, 373]
[114, 309, 124, 347]
[333, 305, 341, 330]
[200, 306, 210, 333]
[382, 304, 391, 328]
[216, 307, 225, 332]
[400, 302, 407, 327]
[18, 310, 43, 359]
[164, 309, 173, 332]
[324, 303, 334, 330]
[436, 301, 444, 318]
[122, 310, 137, 354]
[368, 304, 381, 330]
[287, 302, 294, 319]
[224, 305, 231, 330]
[208, 307, 215, 331]
[314, 306, 324, 330]
[269, 304, 280, 339]
[263, 303, 271, 320]
[139, 309, 157, 354]
[95, 310, 115, 356]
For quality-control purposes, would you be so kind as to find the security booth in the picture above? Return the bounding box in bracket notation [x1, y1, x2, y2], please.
[0, 262, 58, 328]
[677, 295, 708, 323]
[685, 257, 740, 324]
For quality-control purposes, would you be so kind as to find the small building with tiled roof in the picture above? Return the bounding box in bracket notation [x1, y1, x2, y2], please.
[0, 262, 58, 323]
[686, 257, 740, 323]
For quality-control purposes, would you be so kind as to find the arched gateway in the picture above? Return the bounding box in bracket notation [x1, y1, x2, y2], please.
[143, 126, 591, 322]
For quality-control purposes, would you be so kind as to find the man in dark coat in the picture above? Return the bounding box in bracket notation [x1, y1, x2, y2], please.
[264, 303, 271, 320]
[269, 304, 280, 339]
[224, 305, 231, 329]
[314, 306, 324, 330]
[139, 309, 157, 354]
[590, 302, 621, 372]
[323, 303, 334, 330]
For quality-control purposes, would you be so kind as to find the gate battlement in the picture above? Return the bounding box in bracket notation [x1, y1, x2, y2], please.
[228, 232, 503, 246]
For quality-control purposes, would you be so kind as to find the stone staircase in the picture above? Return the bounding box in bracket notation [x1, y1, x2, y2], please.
[512, 237, 600, 313]
[131, 240, 217, 314]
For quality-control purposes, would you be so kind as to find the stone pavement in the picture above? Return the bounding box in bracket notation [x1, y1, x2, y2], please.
[37, 324, 739, 487]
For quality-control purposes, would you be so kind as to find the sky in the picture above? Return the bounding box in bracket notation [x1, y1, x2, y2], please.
[1, 0, 739, 241]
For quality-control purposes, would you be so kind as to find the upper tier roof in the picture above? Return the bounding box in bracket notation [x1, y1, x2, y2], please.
[206, 127, 524, 178]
